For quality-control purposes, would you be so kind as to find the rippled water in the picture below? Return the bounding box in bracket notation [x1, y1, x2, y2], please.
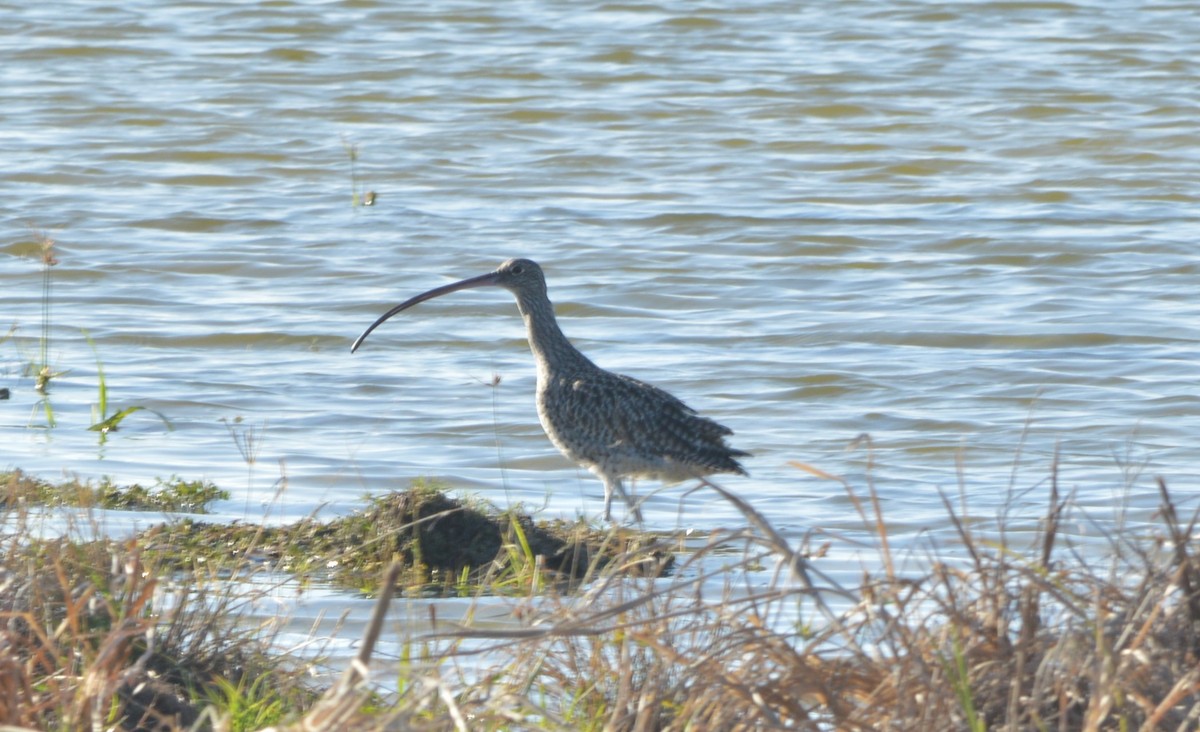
[3, 1, 1199, 560]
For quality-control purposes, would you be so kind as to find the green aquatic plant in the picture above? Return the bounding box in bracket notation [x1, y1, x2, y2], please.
[342, 135, 362, 207]
[122, 479, 666, 596]
[96, 475, 229, 513]
[22, 229, 65, 426]
[85, 331, 172, 440]
[33, 229, 59, 392]
[2, 471, 228, 513]
[341, 135, 375, 208]
[222, 415, 267, 513]
[943, 629, 986, 732]
[202, 673, 287, 732]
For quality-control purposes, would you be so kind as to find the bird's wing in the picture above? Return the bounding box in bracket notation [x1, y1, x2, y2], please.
[566, 372, 741, 471]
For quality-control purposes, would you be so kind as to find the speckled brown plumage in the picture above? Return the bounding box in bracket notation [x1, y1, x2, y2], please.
[352, 258, 749, 522]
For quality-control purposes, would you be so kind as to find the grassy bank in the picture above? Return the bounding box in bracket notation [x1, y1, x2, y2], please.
[2, 467, 1199, 730]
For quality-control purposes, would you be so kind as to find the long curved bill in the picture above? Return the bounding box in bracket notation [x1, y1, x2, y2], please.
[351, 270, 502, 353]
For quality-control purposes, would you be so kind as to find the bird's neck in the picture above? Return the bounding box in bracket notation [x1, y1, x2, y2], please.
[515, 291, 593, 377]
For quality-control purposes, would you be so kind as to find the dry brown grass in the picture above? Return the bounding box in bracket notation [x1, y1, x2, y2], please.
[0, 497, 311, 731]
[5, 460, 1200, 731]
[290, 467, 1200, 731]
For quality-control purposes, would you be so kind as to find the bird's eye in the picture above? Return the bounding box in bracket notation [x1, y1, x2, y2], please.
[511, 264, 524, 274]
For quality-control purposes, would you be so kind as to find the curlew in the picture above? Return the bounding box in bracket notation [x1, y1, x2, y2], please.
[351, 258, 748, 522]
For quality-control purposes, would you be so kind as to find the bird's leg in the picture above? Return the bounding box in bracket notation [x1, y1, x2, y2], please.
[602, 475, 643, 524]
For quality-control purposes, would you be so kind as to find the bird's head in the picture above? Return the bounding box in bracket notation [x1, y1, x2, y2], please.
[493, 258, 547, 297]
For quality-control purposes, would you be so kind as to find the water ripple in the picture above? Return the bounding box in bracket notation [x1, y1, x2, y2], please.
[1, 0, 1199, 543]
